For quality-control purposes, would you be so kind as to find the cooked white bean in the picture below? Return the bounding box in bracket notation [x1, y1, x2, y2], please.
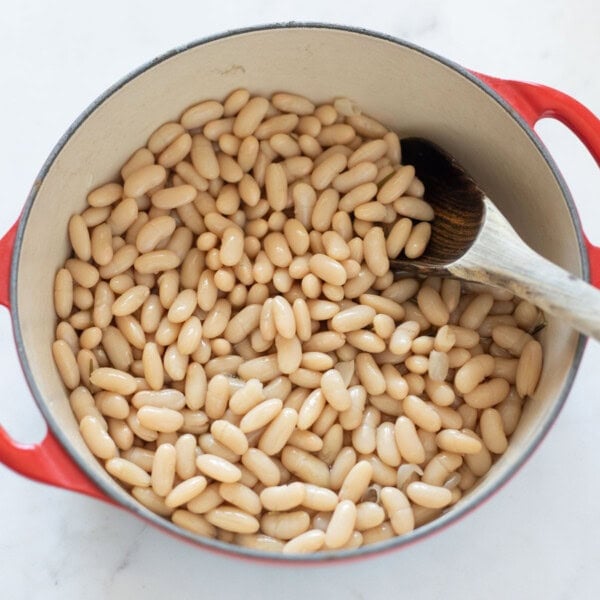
[196, 454, 242, 483]
[324, 500, 357, 549]
[106, 457, 151, 487]
[516, 340, 543, 398]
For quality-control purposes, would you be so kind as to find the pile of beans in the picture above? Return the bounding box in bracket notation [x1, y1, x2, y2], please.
[52, 90, 544, 554]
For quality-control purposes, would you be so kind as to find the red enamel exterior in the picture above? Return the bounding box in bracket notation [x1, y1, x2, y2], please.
[0, 223, 110, 501]
[476, 73, 600, 287]
[0, 69, 599, 559]
[0, 220, 17, 308]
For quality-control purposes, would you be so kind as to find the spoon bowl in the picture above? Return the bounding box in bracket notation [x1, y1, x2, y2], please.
[391, 137, 600, 340]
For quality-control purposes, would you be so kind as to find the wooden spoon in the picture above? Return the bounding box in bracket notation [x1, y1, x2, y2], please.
[391, 137, 600, 340]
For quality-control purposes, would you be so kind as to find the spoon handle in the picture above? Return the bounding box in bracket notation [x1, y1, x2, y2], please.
[451, 198, 600, 341]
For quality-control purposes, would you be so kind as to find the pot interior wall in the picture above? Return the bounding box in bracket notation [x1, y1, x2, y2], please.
[15, 27, 583, 538]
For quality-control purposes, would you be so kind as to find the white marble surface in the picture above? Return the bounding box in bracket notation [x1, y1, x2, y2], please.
[1, 1, 599, 598]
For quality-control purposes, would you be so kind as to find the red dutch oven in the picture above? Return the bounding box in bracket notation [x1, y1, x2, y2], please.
[0, 24, 599, 561]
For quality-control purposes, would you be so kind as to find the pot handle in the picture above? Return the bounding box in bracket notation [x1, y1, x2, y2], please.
[474, 72, 600, 288]
[0, 221, 109, 502]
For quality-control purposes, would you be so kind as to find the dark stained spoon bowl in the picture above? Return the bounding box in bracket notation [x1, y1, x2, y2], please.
[391, 137, 600, 340]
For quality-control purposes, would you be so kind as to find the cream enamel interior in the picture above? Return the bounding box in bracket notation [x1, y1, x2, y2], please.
[14, 26, 583, 553]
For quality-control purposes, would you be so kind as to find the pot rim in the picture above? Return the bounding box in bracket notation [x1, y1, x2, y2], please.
[10, 22, 589, 562]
